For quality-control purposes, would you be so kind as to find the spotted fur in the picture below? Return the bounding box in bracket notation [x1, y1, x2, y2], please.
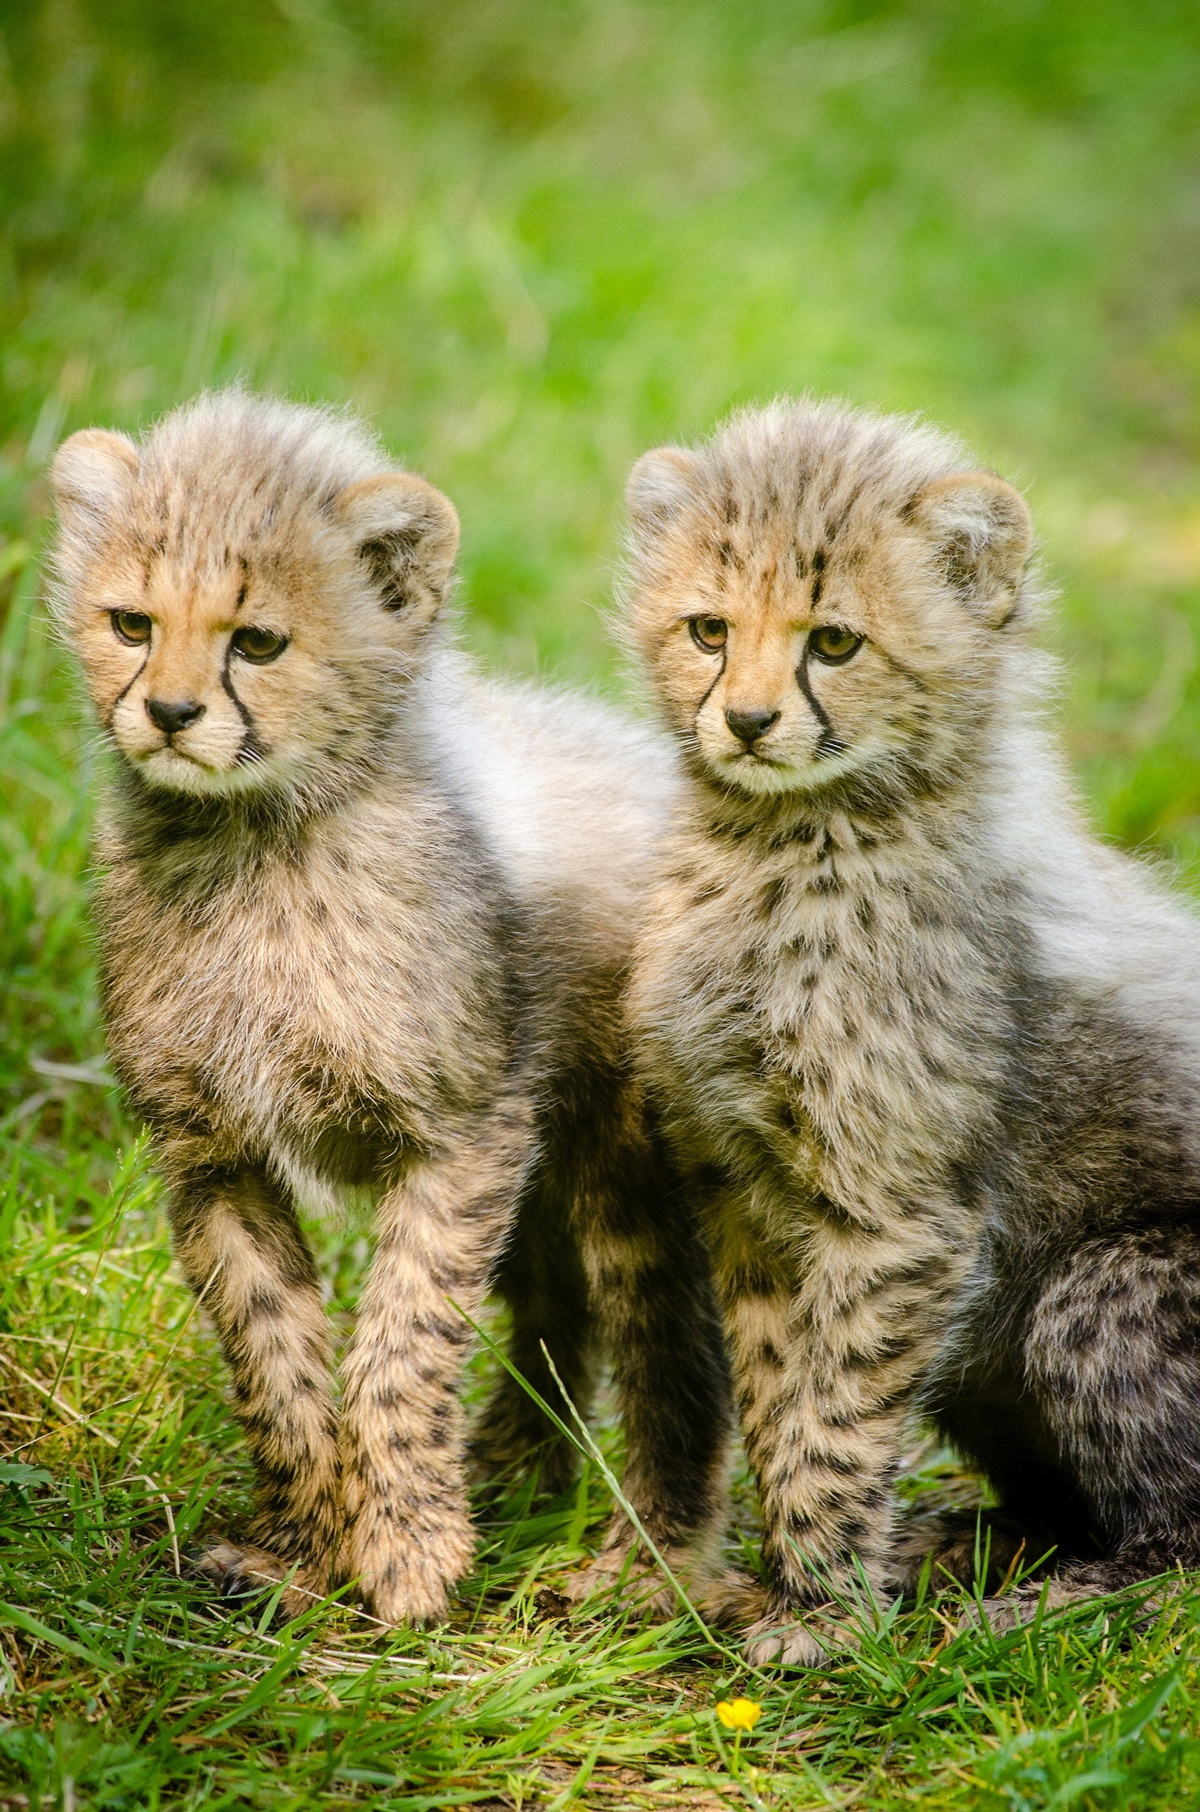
[621, 396, 1200, 1664]
[51, 390, 731, 1627]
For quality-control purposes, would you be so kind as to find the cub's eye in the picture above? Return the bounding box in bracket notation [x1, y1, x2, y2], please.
[111, 610, 152, 646]
[809, 625, 862, 664]
[230, 626, 288, 664]
[688, 616, 728, 652]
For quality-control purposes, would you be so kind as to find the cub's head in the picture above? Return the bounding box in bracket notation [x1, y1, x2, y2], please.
[623, 399, 1034, 806]
[51, 391, 458, 802]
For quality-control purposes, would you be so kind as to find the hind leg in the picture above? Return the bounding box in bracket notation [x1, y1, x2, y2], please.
[468, 1177, 598, 1496]
[891, 1505, 1051, 1598]
[976, 1227, 1200, 1624]
[1027, 1228, 1200, 1561]
[890, 1437, 1093, 1599]
[564, 1109, 733, 1618]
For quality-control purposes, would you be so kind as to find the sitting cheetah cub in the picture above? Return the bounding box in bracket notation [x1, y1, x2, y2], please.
[623, 397, 1200, 1665]
[50, 390, 730, 1627]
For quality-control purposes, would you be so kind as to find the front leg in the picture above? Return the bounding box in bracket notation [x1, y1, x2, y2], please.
[339, 1094, 536, 1626]
[717, 1205, 972, 1666]
[165, 1156, 341, 1610]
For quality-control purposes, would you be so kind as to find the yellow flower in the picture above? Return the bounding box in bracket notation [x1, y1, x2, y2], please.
[716, 1697, 762, 1732]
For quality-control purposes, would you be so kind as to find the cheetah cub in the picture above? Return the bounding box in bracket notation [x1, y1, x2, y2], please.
[51, 390, 731, 1628]
[623, 396, 1200, 1665]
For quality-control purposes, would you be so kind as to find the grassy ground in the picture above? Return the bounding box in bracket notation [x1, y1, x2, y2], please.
[4, 1, 1200, 1804]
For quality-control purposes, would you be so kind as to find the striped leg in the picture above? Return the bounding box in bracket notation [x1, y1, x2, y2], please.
[715, 1204, 972, 1665]
[338, 1094, 537, 1626]
[166, 1161, 341, 1612]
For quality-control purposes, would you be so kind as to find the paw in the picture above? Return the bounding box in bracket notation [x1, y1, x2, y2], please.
[743, 1603, 846, 1669]
[696, 1566, 768, 1630]
[962, 1573, 1097, 1634]
[561, 1545, 678, 1619]
[969, 1589, 1034, 1634]
[561, 1529, 705, 1621]
[965, 1568, 1171, 1636]
[960, 1578, 1081, 1634]
[695, 1567, 845, 1666]
[344, 1513, 474, 1627]
[193, 1542, 326, 1621]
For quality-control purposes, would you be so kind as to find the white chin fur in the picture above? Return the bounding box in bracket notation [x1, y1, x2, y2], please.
[132, 745, 269, 796]
[708, 742, 873, 798]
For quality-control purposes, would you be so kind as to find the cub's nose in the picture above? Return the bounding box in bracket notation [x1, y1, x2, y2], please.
[725, 706, 780, 747]
[146, 697, 206, 735]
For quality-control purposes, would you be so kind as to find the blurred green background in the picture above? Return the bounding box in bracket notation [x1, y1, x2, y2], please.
[3, 0, 1200, 1120]
[6, 1, 1200, 731]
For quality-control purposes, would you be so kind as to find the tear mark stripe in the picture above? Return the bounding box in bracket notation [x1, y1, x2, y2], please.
[696, 643, 728, 720]
[108, 648, 151, 727]
[796, 642, 843, 761]
[221, 642, 270, 765]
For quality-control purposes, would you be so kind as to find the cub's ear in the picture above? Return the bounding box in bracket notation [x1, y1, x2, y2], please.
[51, 429, 139, 538]
[910, 471, 1033, 628]
[336, 472, 460, 623]
[625, 446, 701, 536]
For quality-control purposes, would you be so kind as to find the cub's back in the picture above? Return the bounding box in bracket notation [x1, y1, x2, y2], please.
[425, 653, 678, 975]
[986, 719, 1200, 1086]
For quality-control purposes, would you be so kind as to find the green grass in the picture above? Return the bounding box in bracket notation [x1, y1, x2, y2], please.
[4, 1, 1200, 1803]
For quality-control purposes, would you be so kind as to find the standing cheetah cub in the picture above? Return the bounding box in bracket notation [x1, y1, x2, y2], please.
[51, 390, 731, 1627]
[622, 396, 1200, 1665]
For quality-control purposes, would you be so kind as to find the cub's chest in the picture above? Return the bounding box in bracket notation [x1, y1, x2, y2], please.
[639, 860, 872, 1164]
[99, 857, 503, 1159]
[650, 856, 866, 1044]
[643, 829, 1004, 1203]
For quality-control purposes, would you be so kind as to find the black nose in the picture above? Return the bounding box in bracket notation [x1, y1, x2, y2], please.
[146, 697, 206, 735]
[725, 706, 780, 747]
